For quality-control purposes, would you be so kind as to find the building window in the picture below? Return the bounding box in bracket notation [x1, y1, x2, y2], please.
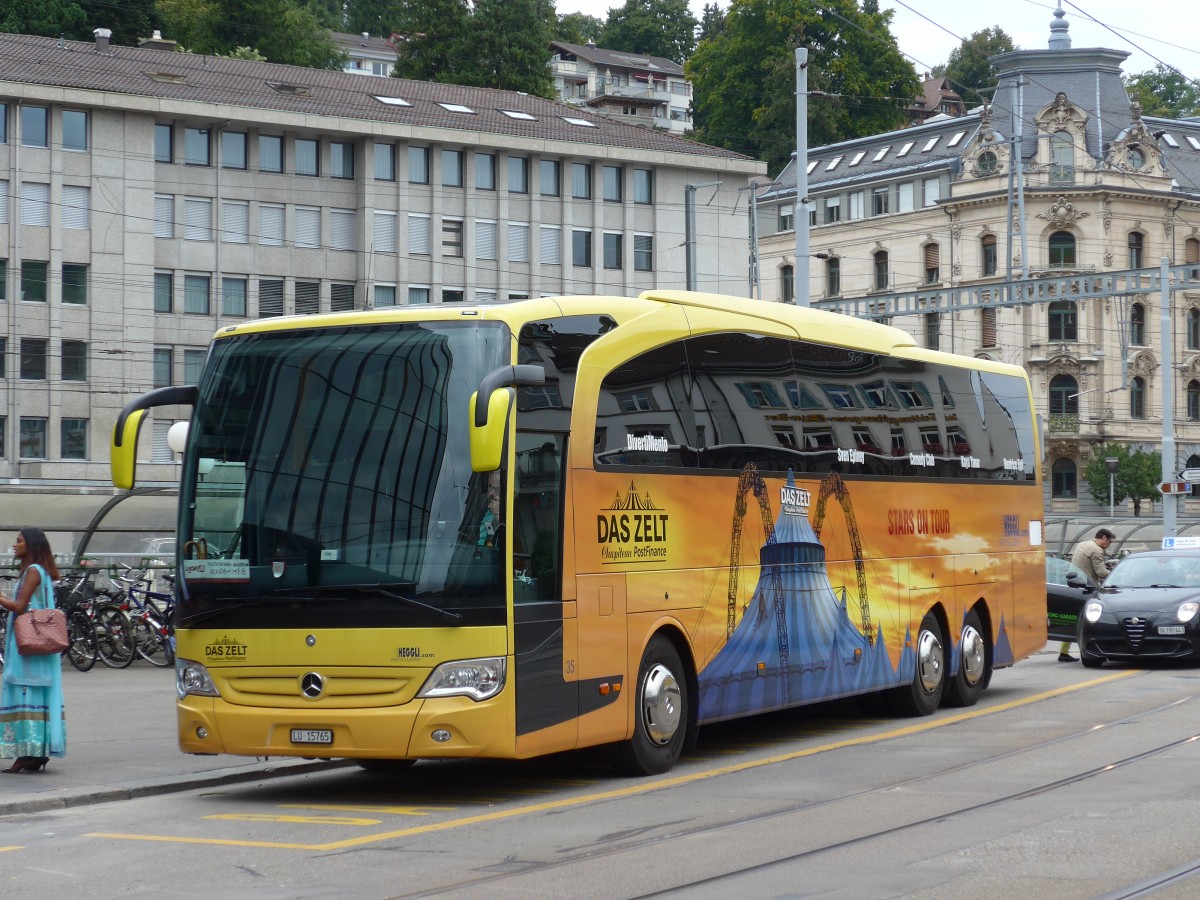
[184, 274, 210, 315]
[1189, 308, 1200, 350]
[1049, 231, 1076, 268]
[373, 284, 396, 307]
[20, 338, 47, 379]
[508, 222, 530, 263]
[603, 232, 622, 269]
[21, 106, 48, 147]
[476, 152, 496, 190]
[19, 418, 47, 459]
[330, 209, 355, 251]
[602, 165, 622, 201]
[295, 138, 318, 176]
[982, 234, 997, 276]
[183, 348, 206, 384]
[1128, 231, 1144, 269]
[1051, 458, 1077, 498]
[572, 162, 591, 199]
[221, 200, 249, 244]
[1049, 374, 1078, 414]
[222, 131, 246, 169]
[409, 146, 429, 183]
[540, 159, 560, 196]
[872, 186, 889, 216]
[260, 134, 283, 172]
[826, 257, 840, 296]
[21, 183, 49, 227]
[21, 261, 47, 302]
[63, 185, 89, 229]
[62, 263, 88, 304]
[259, 204, 284, 245]
[222, 277, 247, 316]
[61, 418, 88, 460]
[634, 234, 653, 272]
[330, 141, 354, 178]
[778, 203, 794, 232]
[0, 261, 4, 301]
[1189, 380, 1200, 421]
[1048, 300, 1077, 341]
[295, 281, 319, 315]
[1188, 237, 1200, 265]
[374, 142, 395, 180]
[184, 127, 210, 165]
[184, 197, 212, 241]
[153, 348, 172, 388]
[442, 219, 464, 258]
[408, 215, 431, 255]
[155, 123, 173, 162]
[508, 156, 529, 193]
[295, 207, 320, 249]
[781, 264, 794, 304]
[572, 230, 592, 267]
[1050, 131, 1074, 184]
[925, 313, 939, 350]
[62, 340, 87, 381]
[824, 197, 840, 224]
[539, 225, 561, 265]
[330, 282, 355, 311]
[442, 149, 464, 187]
[634, 168, 653, 204]
[1130, 375, 1146, 418]
[873, 251, 889, 291]
[1130, 302, 1146, 345]
[924, 244, 940, 283]
[154, 272, 173, 312]
[259, 279, 284, 316]
[62, 110, 88, 151]
[407, 286, 428, 305]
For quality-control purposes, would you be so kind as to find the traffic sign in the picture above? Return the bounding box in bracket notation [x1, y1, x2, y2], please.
[1160, 481, 1192, 495]
[1180, 469, 1200, 483]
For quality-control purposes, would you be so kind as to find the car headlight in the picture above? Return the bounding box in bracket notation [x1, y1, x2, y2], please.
[1178, 601, 1200, 623]
[176, 658, 220, 699]
[417, 657, 506, 702]
[1083, 601, 1104, 623]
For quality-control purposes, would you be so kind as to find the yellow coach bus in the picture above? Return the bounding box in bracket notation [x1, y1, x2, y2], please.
[111, 291, 1046, 775]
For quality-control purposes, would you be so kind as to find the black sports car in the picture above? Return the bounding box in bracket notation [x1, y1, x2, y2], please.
[1047, 556, 1097, 641]
[1077, 550, 1200, 667]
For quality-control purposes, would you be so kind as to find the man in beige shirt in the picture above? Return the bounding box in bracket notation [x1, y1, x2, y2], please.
[1061, 528, 1116, 662]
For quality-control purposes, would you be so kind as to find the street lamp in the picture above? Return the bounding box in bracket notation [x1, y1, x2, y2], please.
[1106, 457, 1120, 518]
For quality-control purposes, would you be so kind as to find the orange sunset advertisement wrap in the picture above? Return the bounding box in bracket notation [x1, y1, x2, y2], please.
[574, 465, 1044, 722]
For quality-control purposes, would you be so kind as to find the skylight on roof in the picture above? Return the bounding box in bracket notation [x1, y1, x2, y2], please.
[500, 110, 537, 120]
[947, 131, 966, 147]
[873, 146, 890, 162]
[922, 137, 939, 152]
[438, 102, 476, 114]
[806, 160, 818, 174]
[146, 71, 187, 85]
[562, 116, 597, 127]
[825, 155, 843, 171]
[374, 95, 412, 107]
[1161, 133, 1180, 148]
[897, 141, 914, 157]
[267, 82, 310, 96]
[1188, 135, 1200, 151]
[850, 151, 865, 166]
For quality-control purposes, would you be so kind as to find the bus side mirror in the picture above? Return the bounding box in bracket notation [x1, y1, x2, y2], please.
[110, 385, 199, 490]
[469, 389, 513, 472]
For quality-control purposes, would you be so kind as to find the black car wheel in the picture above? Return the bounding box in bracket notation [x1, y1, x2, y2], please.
[1078, 622, 1104, 668]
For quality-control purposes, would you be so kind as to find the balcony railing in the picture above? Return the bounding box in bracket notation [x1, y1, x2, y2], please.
[1048, 414, 1080, 433]
[1049, 164, 1075, 185]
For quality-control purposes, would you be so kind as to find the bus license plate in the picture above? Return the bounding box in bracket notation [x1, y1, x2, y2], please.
[290, 728, 333, 745]
[1158, 626, 1186, 635]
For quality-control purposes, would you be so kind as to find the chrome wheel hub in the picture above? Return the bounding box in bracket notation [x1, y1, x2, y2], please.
[916, 628, 945, 695]
[960, 625, 986, 686]
[640, 663, 681, 745]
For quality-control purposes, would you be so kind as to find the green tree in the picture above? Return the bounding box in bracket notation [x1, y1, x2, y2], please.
[0, 0, 88, 40]
[1082, 443, 1162, 518]
[157, 0, 345, 67]
[599, 0, 697, 64]
[696, 2, 725, 42]
[461, 0, 556, 97]
[932, 27, 1016, 107]
[391, 0, 470, 82]
[555, 11, 604, 45]
[1124, 65, 1200, 119]
[345, 0, 406, 38]
[687, 0, 917, 174]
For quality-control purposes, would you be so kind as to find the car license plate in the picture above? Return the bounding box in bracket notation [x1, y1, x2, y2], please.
[290, 728, 333, 745]
[1158, 626, 1186, 635]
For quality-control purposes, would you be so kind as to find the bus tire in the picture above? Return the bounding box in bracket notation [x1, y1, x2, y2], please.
[943, 609, 987, 708]
[888, 612, 945, 717]
[610, 636, 688, 776]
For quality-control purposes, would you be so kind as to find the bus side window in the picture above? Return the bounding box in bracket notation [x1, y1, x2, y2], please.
[514, 433, 564, 602]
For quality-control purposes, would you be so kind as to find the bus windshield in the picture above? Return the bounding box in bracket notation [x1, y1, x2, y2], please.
[177, 320, 511, 627]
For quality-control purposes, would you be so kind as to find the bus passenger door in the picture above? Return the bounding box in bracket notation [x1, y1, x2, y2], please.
[574, 574, 628, 746]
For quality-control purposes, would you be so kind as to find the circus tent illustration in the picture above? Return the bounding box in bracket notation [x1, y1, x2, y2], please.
[698, 469, 901, 721]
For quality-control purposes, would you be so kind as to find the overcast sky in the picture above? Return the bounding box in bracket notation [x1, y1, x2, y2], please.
[554, 1, 1200, 78]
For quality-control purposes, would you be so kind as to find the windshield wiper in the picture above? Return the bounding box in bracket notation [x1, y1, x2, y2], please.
[271, 583, 462, 624]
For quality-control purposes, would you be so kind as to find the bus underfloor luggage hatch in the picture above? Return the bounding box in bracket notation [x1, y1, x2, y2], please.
[575, 574, 629, 747]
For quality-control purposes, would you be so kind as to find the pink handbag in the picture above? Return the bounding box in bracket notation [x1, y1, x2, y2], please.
[14, 608, 69, 656]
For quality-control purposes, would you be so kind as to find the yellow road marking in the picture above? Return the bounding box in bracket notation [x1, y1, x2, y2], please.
[0, 846, 23, 852]
[204, 814, 381, 826]
[88, 670, 1139, 852]
[279, 804, 450, 817]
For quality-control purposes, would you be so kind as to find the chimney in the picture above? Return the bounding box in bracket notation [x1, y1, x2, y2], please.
[139, 29, 178, 51]
[93, 27, 112, 53]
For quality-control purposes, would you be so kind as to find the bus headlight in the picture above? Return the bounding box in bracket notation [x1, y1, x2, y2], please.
[1178, 601, 1199, 623]
[417, 657, 506, 702]
[176, 658, 220, 699]
[1083, 601, 1104, 624]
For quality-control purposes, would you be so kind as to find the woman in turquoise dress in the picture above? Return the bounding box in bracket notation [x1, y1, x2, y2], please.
[0, 528, 67, 773]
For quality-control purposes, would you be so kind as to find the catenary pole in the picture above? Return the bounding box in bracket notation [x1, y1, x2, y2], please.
[794, 47, 809, 306]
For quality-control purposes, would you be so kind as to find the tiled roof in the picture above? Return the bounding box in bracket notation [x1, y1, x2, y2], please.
[330, 31, 397, 58]
[0, 31, 740, 160]
[551, 41, 683, 77]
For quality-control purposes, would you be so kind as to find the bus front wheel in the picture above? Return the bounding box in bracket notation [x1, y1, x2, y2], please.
[888, 612, 945, 717]
[610, 636, 688, 776]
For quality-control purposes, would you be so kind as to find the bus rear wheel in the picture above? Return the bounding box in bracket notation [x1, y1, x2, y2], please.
[610, 636, 688, 776]
[943, 609, 987, 708]
[889, 612, 945, 717]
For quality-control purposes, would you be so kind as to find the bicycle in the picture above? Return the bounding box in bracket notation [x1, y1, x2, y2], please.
[54, 568, 102, 672]
[122, 569, 176, 667]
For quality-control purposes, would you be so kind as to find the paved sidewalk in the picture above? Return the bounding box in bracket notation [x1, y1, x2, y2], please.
[0, 663, 344, 816]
